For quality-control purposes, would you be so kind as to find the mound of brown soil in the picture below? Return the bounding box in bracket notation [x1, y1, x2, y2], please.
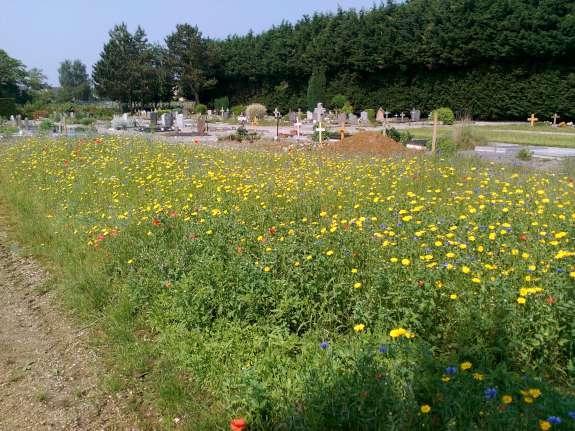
[324, 132, 409, 157]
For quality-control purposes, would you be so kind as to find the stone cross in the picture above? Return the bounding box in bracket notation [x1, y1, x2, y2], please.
[527, 113, 538, 127]
[316, 120, 326, 144]
[400, 112, 405, 122]
[220, 107, 225, 118]
[294, 118, 302, 138]
[552, 113, 560, 126]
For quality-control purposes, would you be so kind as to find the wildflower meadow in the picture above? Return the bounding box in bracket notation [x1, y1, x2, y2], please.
[0, 137, 574, 430]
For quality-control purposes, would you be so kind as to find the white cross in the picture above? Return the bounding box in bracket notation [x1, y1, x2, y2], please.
[316, 121, 326, 144]
[220, 107, 225, 117]
[552, 113, 560, 125]
[295, 119, 302, 138]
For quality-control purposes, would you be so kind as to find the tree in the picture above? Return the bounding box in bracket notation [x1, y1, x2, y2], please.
[0, 49, 27, 105]
[93, 23, 150, 107]
[166, 24, 216, 103]
[58, 59, 91, 101]
[306, 68, 326, 110]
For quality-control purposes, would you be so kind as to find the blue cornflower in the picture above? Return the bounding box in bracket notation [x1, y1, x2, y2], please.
[320, 341, 329, 350]
[547, 416, 561, 425]
[378, 345, 388, 354]
[484, 387, 497, 400]
[445, 366, 457, 376]
[568, 411, 575, 420]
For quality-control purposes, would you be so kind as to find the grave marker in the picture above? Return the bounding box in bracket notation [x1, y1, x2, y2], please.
[527, 113, 538, 127]
[552, 113, 560, 126]
[316, 120, 326, 144]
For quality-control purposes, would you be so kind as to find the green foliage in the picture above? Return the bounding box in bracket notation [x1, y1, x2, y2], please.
[517, 148, 533, 161]
[452, 124, 486, 150]
[58, 59, 91, 101]
[213, 96, 229, 111]
[341, 102, 353, 115]
[166, 24, 217, 103]
[386, 127, 402, 142]
[330, 94, 347, 110]
[366, 108, 375, 122]
[38, 119, 54, 133]
[306, 69, 326, 111]
[433, 136, 457, 155]
[433, 107, 455, 125]
[195, 103, 207, 115]
[93, 24, 172, 107]
[221, 126, 259, 143]
[1, 139, 575, 429]
[231, 105, 245, 116]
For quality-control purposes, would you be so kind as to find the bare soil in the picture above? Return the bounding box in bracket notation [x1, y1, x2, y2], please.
[0, 213, 138, 430]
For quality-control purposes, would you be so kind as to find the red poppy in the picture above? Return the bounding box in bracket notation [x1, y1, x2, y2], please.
[546, 295, 556, 305]
[152, 218, 161, 226]
[519, 234, 527, 241]
[230, 418, 247, 431]
[169, 211, 178, 218]
[268, 226, 277, 236]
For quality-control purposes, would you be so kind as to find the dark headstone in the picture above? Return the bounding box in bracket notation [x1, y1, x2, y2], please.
[150, 112, 158, 128]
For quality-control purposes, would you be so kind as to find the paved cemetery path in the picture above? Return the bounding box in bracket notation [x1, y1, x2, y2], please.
[0, 214, 138, 430]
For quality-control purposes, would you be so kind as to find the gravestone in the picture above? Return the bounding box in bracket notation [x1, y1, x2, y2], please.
[149, 112, 158, 129]
[338, 113, 348, 125]
[376, 108, 385, 123]
[207, 109, 213, 117]
[223, 109, 230, 120]
[360, 111, 369, 123]
[197, 117, 206, 135]
[349, 114, 359, 125]
[10, 115, 15, 124]
[176, 113, 185, 131]
[306, 111, 313, 122]
[15, 114, 22, 128]
[410, 109, 421, 122]
[400, 112, 406, 122]
[313, 103, 326, 122]
[122, 113, 129, 122]
[288, 111, 297, 125]
[161, 113, 173, 129]
[24, 118, 29, 130]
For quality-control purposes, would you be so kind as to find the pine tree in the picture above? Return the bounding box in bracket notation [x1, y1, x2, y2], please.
[306, 68, 326, 111]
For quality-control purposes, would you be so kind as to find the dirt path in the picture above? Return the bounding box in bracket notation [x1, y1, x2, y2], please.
[0, 216, 137, 430]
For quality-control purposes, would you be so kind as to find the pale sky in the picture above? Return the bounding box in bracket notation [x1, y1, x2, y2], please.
[0, 0, 381, 85]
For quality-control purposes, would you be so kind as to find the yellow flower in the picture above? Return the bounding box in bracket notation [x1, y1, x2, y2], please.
[517, 297, 526, 305]
[401, 258, 411, 266]
[390, 257, 398, 263]
[353, 324, 365, 333]
[523, 396, 533, 404]
[263, 266, 271, 273]
[462, 266, 471, 274]
[528, 388, 541, 399]
[570, 271, 575, 278]
[472, 373, 484, 381]
[450, 294, 458, 300]
[353, 282, 362, 289]
[501, 395, 513, 404]
[460, 361, 472, 371]
[390, 328, 406, 338]
[420, 404, 431, 414]
[351, 268, 358, 273]
[326, 250, 334, 256]
[539, 420, 551, 431]
[441, 376, 450, 383]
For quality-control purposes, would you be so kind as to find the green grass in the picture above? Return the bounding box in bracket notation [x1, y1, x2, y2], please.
[409, 125, 575, 148]
[0, 137, 574, 430]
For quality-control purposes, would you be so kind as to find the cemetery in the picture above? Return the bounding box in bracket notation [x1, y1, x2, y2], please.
[0, 1, 575, 430]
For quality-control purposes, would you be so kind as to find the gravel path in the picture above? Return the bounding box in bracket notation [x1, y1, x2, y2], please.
[0, 212, 137, 430]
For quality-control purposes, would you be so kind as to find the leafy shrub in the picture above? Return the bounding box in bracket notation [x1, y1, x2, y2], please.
[434, 136, 457, 155]
[213, 97, 230, 111]
[517, 148, 533, 161]
[246, 103, 267, 121]
[195, 104, 208, 115]
[38, 119, 55, 133]
[386, 127, 402, 142]
[399, 130, 413, 145]
[341, 102, 353, 115]
[452, 124, 485, 149]
[331, 94, 347, 110]
[432, 107, 455, 125]
[219, 126, 259, 143]
[78, 117, 95, 126]
[231, 105, 245, 116]
[366, 108, 375, 122]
